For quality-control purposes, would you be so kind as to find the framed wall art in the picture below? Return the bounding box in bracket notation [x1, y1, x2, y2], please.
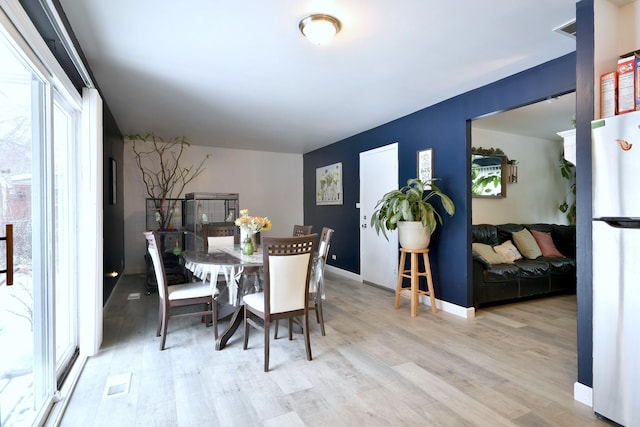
[417, 148, 433, 188]
[316, 162, 343, 205]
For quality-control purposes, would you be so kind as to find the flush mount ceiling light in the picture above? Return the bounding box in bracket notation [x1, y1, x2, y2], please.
[299, 14, 341, 45]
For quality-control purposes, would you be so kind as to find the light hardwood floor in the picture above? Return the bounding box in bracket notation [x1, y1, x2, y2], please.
[60, 272, 606, 427]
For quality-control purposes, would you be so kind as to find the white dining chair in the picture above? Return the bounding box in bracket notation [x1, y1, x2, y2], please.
[207, 235, 235, 253]
[144, 231, 214, 350]
[242, 234, 317, 371]
[274, 227, 334, 339]
[203, 235, 236, 338]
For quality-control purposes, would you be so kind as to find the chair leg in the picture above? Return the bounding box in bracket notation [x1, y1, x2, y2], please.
[159, 307, 169, 351]
[156, 303, 163, 337]
[264, 319, 270, 372]
[288, 318, 293, 340]
[243, 306, 250, 350]
[274, 320, 279, 339]
[303, 313, 312, 361]
[316, 296, 326, 336]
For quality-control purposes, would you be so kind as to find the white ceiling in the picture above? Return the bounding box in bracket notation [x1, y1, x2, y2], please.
[58, 0, 578, 154]
[473, 92, 576, 141]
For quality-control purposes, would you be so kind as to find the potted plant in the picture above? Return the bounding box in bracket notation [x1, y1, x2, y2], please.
[370, 178, 455, 249]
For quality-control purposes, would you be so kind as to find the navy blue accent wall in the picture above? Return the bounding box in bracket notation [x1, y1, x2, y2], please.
[304, 52, 576, 308]
[103, 108, 125, 304]
[576, 0, 594, 388]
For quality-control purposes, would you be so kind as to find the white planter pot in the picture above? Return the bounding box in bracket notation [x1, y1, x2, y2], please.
[397, 221, 431, 249]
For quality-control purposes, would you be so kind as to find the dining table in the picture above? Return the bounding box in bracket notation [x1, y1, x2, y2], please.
[182, 244, 325, 350]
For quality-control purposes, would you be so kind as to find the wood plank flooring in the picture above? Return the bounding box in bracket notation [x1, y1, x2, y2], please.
[60, 272, 607, 427]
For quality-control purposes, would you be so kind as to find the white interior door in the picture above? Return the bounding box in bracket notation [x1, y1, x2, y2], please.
[359, 143, 398, 289]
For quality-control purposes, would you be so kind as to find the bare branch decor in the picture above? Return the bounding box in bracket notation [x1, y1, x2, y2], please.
[129, 132, 210, 230]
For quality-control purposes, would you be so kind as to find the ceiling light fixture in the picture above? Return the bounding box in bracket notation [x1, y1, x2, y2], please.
[299, 14, 341, 45]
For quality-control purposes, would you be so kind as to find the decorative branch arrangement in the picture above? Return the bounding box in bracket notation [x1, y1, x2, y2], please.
[129, 132, 209, 230]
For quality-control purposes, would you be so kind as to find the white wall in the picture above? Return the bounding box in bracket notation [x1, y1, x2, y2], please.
[471, 127, 571, 225]
[123, 142, 303, 274]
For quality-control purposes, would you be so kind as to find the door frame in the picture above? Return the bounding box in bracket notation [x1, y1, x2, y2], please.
[359, 143, 398, 289]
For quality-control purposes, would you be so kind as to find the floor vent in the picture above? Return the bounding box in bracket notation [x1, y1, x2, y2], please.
[103, 373, 132, 398]
[127, 292, 141, 300]
[553, 18, 576, 39]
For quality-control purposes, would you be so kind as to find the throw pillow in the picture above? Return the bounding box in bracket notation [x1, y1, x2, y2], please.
[530, 229, 566, 258]
[511, 228, 542, 259]
[493, 240, 523, 262]
[472, 242, 512, 265]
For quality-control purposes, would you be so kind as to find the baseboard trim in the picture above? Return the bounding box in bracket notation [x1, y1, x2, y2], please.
[329, 263, 475, 319]
[573, 382, 593, 407]
[424, 296, 476, 318]
[324, 265, 361, 282]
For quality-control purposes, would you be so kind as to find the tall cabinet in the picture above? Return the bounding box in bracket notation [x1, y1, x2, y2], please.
[183, 192, 240, 250]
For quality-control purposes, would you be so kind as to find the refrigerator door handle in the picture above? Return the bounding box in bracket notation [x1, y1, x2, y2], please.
[594, 217, 640, 229]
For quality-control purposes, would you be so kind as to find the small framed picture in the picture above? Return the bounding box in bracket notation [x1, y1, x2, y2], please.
[417, 148, 433, 188]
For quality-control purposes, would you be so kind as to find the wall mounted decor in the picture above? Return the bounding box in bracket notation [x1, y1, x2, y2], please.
[417, 148, 433, 188]
[316, 162, 343, 205]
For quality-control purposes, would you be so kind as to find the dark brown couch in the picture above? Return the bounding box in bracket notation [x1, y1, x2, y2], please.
[472, 223, 576, 309]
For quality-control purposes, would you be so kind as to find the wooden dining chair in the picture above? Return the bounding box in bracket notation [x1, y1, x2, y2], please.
[292, 224, 313, 236]
[206, 235, 235, 253]
[242, 234, 317, 371]
[203, 235, 235, 338]
[144, 231, 214, 350]
[203, 225, 237, 252]
[312, 227, 334, 336]
[274, 227, 334, 338]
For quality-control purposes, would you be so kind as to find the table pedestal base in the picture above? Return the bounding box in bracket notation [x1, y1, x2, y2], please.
[215, 305, 244, 350]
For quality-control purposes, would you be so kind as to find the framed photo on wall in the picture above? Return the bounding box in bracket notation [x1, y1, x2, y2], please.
[417, 148, 433, 188]
[316, 162, 343, 205]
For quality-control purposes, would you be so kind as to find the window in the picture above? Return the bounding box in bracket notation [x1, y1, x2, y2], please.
[1, 4, 83, 425]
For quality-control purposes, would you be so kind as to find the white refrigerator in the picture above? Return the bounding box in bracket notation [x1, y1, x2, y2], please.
[592, 110, 640, 427]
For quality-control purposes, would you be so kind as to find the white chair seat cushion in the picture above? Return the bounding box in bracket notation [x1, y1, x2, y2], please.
[243, 292, 265, 313]
[167, 281, 211, 301]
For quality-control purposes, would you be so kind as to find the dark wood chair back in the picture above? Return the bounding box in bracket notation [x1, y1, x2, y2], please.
[292, 224, 313, 237]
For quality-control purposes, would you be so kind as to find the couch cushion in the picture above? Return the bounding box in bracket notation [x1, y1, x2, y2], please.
[511, 228, 542, 259]
[496, 223, 525, 244]
[472, 224, 499, 246]
[543, 257, 576, 274]
[514, 259, 550, 278]
[493, 240, 522, 262]
[472, 242, 512, 265]
[483, 263, 521, 282]
[550, 225, 576, 258]
[530, 229, 565, 258]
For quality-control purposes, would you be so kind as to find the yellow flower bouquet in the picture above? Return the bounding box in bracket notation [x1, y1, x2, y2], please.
[234, 209, 272, 234]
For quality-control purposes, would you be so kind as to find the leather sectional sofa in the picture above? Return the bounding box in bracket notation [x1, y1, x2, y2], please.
[472, 223, 576, 309]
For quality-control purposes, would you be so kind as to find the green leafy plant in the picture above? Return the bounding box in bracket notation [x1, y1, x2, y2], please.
[559, 155, 576, 224]
[370, 178, 455, 240]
